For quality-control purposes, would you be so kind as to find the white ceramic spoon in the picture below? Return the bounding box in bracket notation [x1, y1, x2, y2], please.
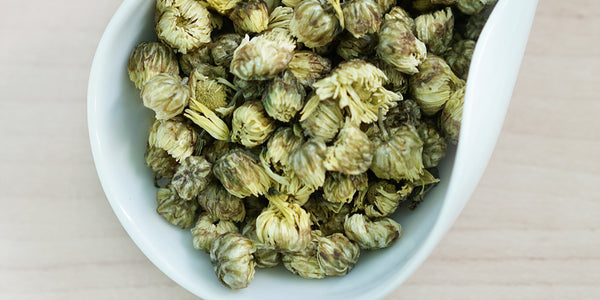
[88, 1, 538, 299]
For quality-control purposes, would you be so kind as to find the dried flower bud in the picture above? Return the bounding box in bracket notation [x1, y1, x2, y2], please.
[171, 155, 212, 200]
[316, 233, 360, 276]
[156, 185, 199, 228]
[324, 121, 373, 175]
[290, 139, 327, 189]
[197, 182, 246, 222]
[242, 219, 281, 268]
[282, 0, 302, 7]
[289, 0, 342, 48]
[256, 193, 312, 251]
[464, 5, 493, 40]
[149, 117, 198, 162]
[230, 30, 296, 80]
[418, 122, 447, 168]
[336, 33, 377, 61]
[444, 38, 476, 79]
[409, 55, 464, 115]
[377, 14, 426, 75]
[178, 45, 213, 76]
[313, 60, 400, 124]
[233, 77, 266, 99]
[264, 127, 304, 172]
[141, 73, 189, 120]
[213, 149, 272, 198]
[287, 51, 332, 87]
[184, 98, 230, 141]
[282, 230, 326, 278]
[145, 145, 179, 178]
[210, 232, 256, 289]
[187, 69, 230, 111]
[457, 0, 496, 15]
[384, 6, 415, 32]
[206, 0, 242, 15]
[208, 33, 242, 68]
[229, 0, 269, 33]
[318, 203, 352, 235]
[202, 140, 232, 164]
[441, 85, 464, 145]
[384, 99, 422, 128]
[300, 98, 344, 142]
[371, 125, 424, 181]
[362, 180, 411, 218]
[415, 7, 454, 55]
[231, 101, 276, 147]
[267, 6, 293, 31]
[371, 59, 408, 94]
[192, 63, 229, 79]
[127, 41, 179, 89]
[262, 70, 305, 122]
[323, 172, 368, 204]
[192, 212, 238, 252]
[342, 0, 382, 38]
[372, 0, 395, 13]
[412, 0, 457, 11]
[155, 1, 212, 54]
[344, 214, 402, 249]
[407, 168, 440, 208]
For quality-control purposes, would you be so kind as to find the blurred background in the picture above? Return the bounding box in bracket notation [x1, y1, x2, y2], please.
[0, 0, 598, 299]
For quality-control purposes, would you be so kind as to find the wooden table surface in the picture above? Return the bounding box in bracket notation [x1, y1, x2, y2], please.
[1, 0, 598, 299]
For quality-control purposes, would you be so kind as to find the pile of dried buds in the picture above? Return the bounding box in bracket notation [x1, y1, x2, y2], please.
[128, 0, 495, 289]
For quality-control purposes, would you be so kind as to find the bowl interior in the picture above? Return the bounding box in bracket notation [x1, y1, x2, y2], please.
[88, 0, 536, 299]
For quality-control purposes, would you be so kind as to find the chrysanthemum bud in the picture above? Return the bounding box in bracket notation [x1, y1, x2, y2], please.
[457, 0, 496, 15]
[242, 219, 281, 268]
[262, 70, 305, 122]
[409, 55, 464, 115]
[289, 0, 342, 48]
[440, 85, 464, 145]
[172, 155, 212, 200]
[156, 184, 199, 228]
[256, 193, 312, 251]
[290, 139, 327, 189]
[155, 0, 212, 54]
[312, 59, 400, 124]
[230, 30, 296, 80]
[210, 34, 243, 68]
[287, 51, 332, 87]
[342, 0, 382, 38]
[149, 117, 198, 162]
[300, 98, 344, 142]
[210, 232, 256, 289]
[377, 11, 426, 75]
[316, 233, 360, 276]
[344, 213, 402, 249]
[415, 7, 454, 55]
[231, 101, 276, 147]
[178, 45, 213, 76]
[197, 182, 246, 222]
[140, 73, 189, 120]
[370, 125, 424, 181]
[127, 41, 179, 89]
[444, 38, 476, 79]
[213, 149, 272, 198]
[191, 212, 238, 252]
[336, 33, 377, 61]
[229, 0, 269, 33]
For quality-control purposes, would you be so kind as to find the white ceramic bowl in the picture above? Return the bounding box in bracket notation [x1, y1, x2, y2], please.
[88, 1, 537, 299]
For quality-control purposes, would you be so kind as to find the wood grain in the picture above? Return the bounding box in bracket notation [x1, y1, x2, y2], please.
[0, 1, 598, 299]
